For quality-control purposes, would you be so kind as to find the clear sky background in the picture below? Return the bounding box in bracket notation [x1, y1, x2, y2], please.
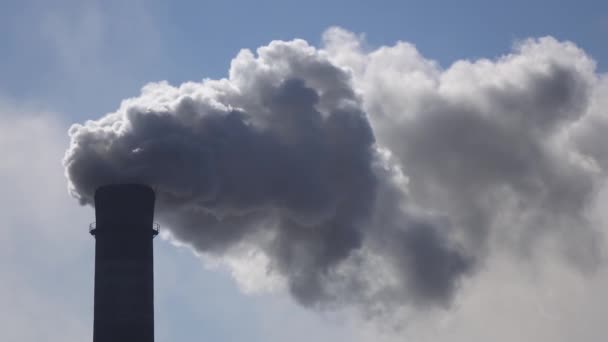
[1, 1, 608, 341]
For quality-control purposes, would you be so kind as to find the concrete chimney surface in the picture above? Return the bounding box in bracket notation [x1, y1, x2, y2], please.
[92, 183, 156, 342]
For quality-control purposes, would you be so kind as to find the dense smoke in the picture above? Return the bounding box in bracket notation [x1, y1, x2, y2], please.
[64, 27, 608, 315]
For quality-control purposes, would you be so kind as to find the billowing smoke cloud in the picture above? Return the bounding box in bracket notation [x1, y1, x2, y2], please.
[324, 30, 605, 266]
[64, 28, 608, 315]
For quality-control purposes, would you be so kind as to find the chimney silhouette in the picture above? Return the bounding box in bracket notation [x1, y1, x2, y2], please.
[90, 184, 157, 342]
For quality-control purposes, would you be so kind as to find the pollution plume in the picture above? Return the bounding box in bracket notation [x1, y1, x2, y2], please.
[64, 27, 608, 316]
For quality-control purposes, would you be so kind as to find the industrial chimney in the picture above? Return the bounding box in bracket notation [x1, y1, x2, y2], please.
[90, 184, 157, 342]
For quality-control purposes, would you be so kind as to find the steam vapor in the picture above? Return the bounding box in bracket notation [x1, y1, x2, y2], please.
[64, 28, 608, 315]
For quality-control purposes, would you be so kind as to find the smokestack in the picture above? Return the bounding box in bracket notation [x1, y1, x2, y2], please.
[90, 184, 157, 342]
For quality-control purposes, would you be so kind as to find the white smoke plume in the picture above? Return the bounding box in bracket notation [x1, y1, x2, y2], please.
[64, 27, 608, 316]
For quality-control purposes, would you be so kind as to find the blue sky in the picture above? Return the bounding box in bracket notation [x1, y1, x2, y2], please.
[2, 1, 608, 342]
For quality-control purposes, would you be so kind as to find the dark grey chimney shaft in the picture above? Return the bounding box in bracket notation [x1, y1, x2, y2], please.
[91, 184, 156, 342]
